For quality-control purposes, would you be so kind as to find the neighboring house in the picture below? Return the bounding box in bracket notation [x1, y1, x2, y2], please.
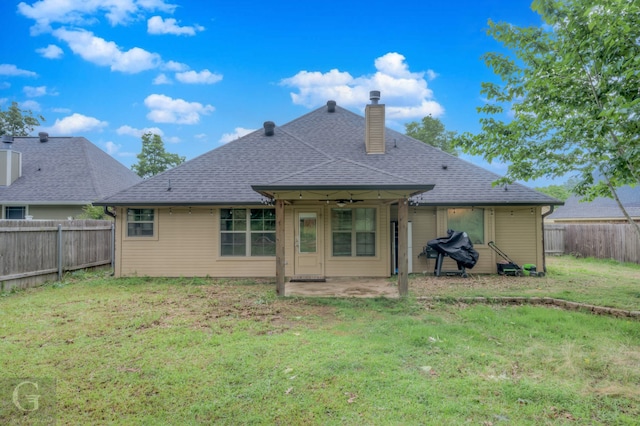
[1, 133, 142, 220]
[97, 92, 561, 293]
[547, 185, 640, 223]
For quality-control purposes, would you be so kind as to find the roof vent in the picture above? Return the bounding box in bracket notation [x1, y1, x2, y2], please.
[39, 132, 49, 143]
[263, 121, 275, 137]
[2, 135, 13, 144]
[369, 90, 381, 105]
[327, 100, 336, 113]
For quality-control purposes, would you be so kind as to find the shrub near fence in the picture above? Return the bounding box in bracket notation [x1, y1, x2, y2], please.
[545, 223, 640, 264]
[0, 219, 114, 291]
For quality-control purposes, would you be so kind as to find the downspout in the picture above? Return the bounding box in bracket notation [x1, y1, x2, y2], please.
[541, 205, 555, 273]
[104, 206, 116, 219]
[104, 206, 117, 276]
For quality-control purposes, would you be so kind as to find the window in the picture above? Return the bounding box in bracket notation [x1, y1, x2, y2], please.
[5, 206, 26, 220]
[127, 208, 155, 237]
[447, 208, 484, 244]
[220, 208, 275, 256]
[331, 208, 376, 257]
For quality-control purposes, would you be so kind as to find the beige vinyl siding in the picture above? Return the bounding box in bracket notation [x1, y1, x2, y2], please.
[494, 207, 540, 270]
[27, 205, 85, 220]
[117, 206, 275, 278]
[324, 202, 390, 277]
[410, 207, 437, 274]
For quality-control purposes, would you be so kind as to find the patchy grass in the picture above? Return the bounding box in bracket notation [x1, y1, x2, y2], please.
[0, 258, 639, 424]
[410, 256, 640, 311]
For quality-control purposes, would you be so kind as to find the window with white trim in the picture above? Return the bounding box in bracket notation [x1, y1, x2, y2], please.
[220, 208, 275, 256]
[127, 208, 155, 237]
[331, 207, 376, 257]
[4, 206, 26, 219]
[447, 208, 484, 244]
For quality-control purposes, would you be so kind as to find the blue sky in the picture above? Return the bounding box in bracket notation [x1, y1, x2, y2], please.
[1, 0, 554, 187]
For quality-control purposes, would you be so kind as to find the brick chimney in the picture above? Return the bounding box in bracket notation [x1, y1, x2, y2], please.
[365, 91, 385, 154]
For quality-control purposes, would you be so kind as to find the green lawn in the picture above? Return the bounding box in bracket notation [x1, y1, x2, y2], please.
[1, 257, 639, 425]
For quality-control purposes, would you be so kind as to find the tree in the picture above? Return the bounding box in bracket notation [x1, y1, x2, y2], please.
[78, 204, 108, 220]
[458, 0, 640, 237]
[0, 101, 45, 136]
[131, 132, 185, 178]
[404, 115, 458, 156]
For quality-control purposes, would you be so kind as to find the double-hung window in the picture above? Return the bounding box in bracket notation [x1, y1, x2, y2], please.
[220, 208, 275, 256]
[331, 207, 376, 257]
[127, 208, 155, 237]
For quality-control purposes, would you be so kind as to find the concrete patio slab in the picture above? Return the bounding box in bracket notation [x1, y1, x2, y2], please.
[284, 277, 400, 298]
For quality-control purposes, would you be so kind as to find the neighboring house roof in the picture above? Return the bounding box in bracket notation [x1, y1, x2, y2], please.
[98, 103, 560, 207]
[0, 136, 142, 205]
[547, 185, 640, 220]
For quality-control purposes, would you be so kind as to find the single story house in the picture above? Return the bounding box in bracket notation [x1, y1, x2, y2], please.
[1, 133, 141, 220]
[97, 92, 561, 295]
[546, 185, 640, 223]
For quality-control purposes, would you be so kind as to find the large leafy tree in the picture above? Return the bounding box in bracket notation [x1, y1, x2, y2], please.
[0, 101, 45, 136]
[458, 0, 640, 236]
[405, 115, 458, 156]
[131, 132, 185, 178]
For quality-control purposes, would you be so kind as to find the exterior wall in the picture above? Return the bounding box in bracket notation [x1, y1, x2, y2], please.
[27, 205, 85, 220]
[408, 205, 544, 274]
[323, 202, 390, 277]
[494, 206, 542, 271]
[117, 206, 275, 278]
[113, 203, 546, 278]
[115, 202, 391, 278]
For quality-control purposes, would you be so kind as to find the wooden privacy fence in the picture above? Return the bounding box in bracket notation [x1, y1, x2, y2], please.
[0, 220, 114, 291]
[545, 223, 640, 264]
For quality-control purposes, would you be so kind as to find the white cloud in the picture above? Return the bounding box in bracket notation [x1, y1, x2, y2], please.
[153, 73, 172, 85]
[0, 64, 38, 77]
[144, 94, 214, 124]
[219, 127, 254, 144]
[44, 113, 108, 134]
[116, 125, 164, 137]
[175, 69, 223, 84]
[52, 107, 71, 113]
[17, 0, 177, 34]
[53, 28, 161, 74]
[105, 141, 121, 155]
[280, 52, 444, 119]
[36, 44, 64, 59]
[165, 136, 181, 143]
[147, 16, 204, 36]
[20, 100, 41, 111]
[162, 60, 189, 71]
[105, 140, 136, 157]
[24, 85, 57, 97]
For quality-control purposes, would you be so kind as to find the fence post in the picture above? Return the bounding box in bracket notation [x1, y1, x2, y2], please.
[111, 223, 115, 273]
[57, 224, 63, 281]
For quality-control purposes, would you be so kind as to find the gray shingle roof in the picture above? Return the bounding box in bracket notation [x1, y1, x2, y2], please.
[0, 136, 142, 204]
[98, 103, 561, 206]
[548, 185, 640, 220]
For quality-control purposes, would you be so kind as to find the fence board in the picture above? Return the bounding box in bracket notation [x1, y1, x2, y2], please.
[0, 220, 113, 291]
[545, 223, 640, 264]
